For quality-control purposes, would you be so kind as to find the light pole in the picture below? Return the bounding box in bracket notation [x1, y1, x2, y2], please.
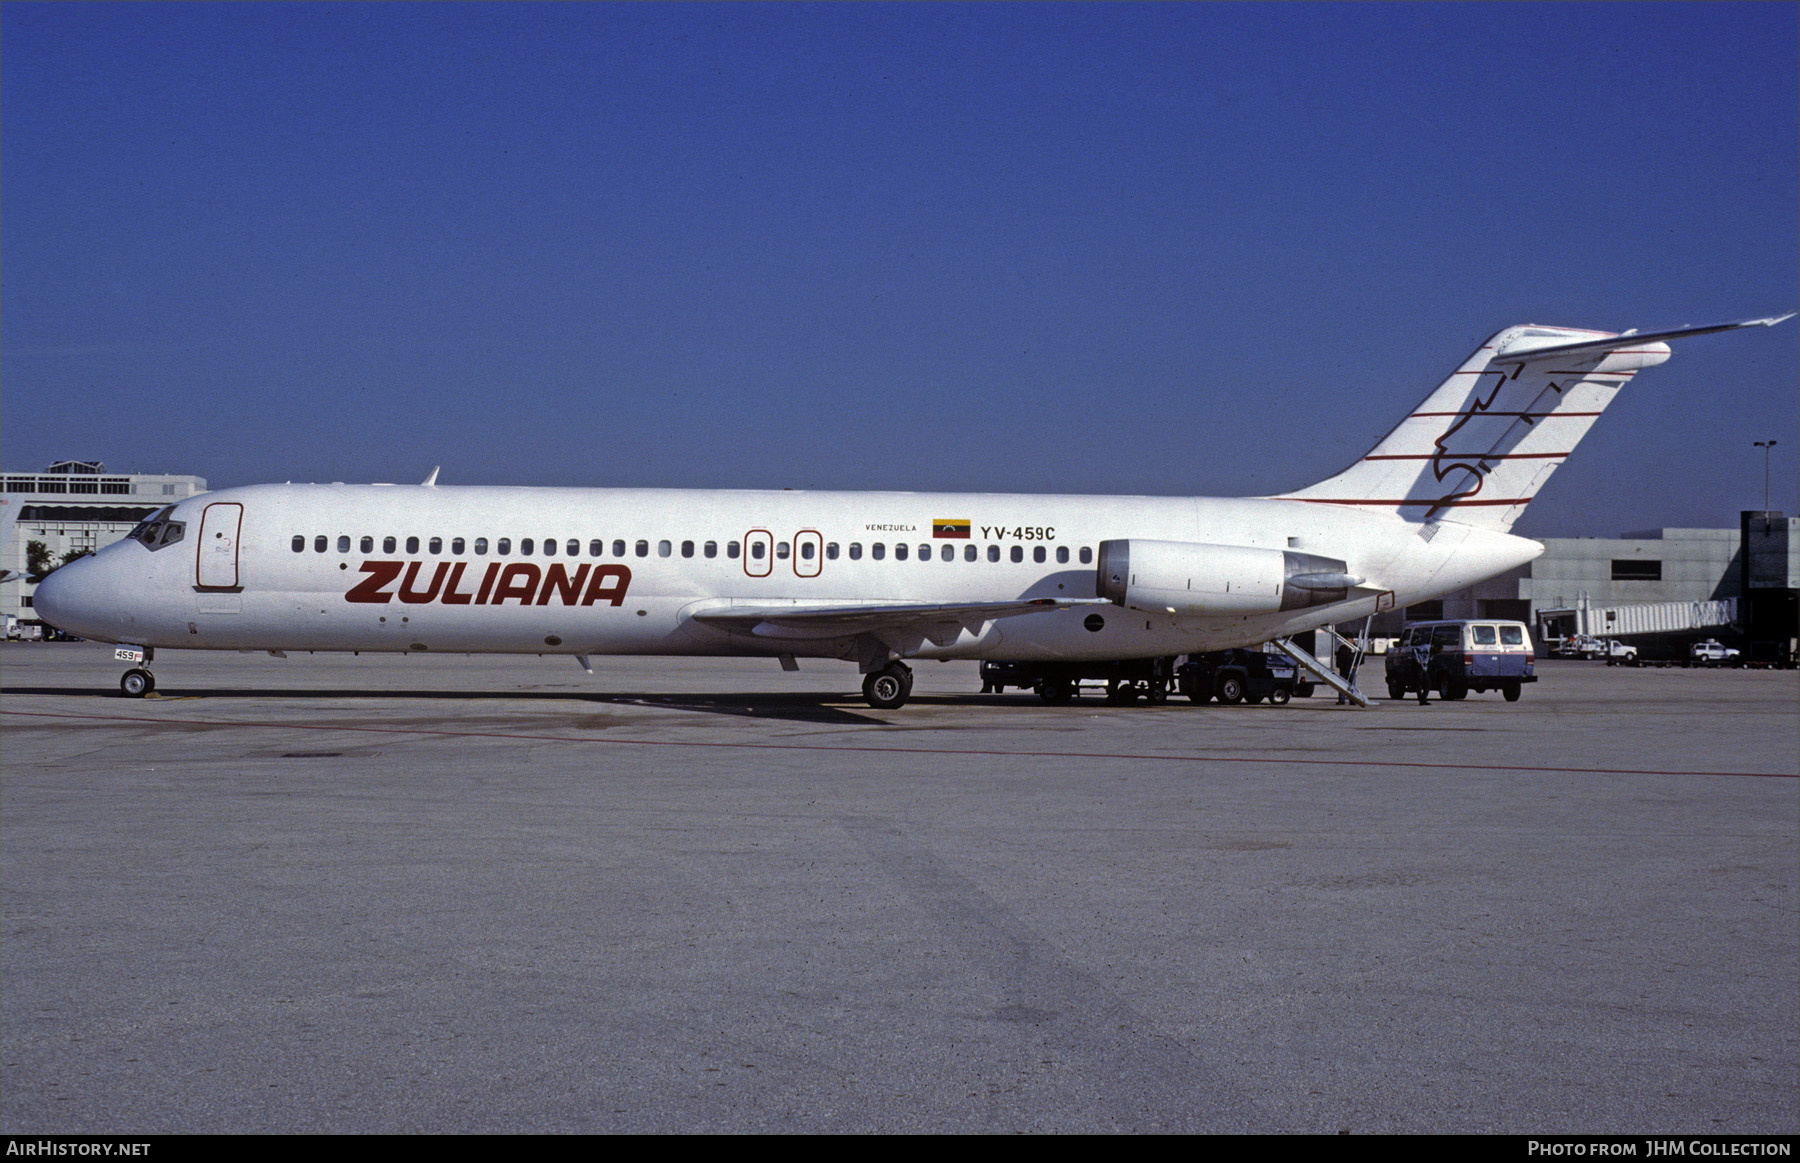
[1753, 440, 1778, 511]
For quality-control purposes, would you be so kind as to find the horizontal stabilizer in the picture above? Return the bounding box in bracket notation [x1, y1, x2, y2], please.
[1491, 314, 1795, 366]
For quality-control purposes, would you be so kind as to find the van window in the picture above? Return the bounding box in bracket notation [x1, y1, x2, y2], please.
[1472, 625, 1497, 646]
[1431, 624, 1460, 648]
[1499, 625, 1525, 646]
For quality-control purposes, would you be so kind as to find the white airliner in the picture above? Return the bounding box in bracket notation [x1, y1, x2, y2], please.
[34, 315, 1792, 707]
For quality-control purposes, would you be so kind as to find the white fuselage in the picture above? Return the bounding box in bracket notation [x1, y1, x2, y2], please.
[38, 482, 1543, 662]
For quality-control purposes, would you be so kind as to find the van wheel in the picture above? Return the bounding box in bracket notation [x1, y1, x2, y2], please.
[1437, 673, 1465, 701]
[1039, 678, 1074, 705]
[1217, 675, 1245, 705]
[1502, 681, 1522, 702]
[1269, 687, 1291, 706]
[1387, 681, 1407, 700]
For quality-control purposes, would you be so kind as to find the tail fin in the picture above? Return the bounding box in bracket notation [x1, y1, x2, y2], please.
[1279, 315, 1794, 533]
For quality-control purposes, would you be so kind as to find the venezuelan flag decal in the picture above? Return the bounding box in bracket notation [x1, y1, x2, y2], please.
[933, 519, 971, 539]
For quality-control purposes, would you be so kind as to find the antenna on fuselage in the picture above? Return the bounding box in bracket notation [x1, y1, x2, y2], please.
[421, 467, 440, 487]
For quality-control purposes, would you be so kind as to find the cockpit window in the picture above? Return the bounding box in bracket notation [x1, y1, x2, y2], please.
[129, 506, 186, 552]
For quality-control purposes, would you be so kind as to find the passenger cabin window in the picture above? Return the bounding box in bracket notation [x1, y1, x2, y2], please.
[292, 535, 305, 553]
[429, 537, 442, 554]
[1010, 546, 1023, 563]
[498, 538, 511, 556]
[964, 545, 976, 562]
[1079, 547, 1093, 564]
[589, 540, 603, 557]
[314, 536, 327, 553]
[338, 536, 351, 553]
[871, 543, 886, 560]
[940, 545, 953, 562]
[705, 541, 718, 559]
[1056, 546, 1069, 564]
[849, 543, 862, 560]
[825, 543, 837, 560]
[682, 540, 695, 558]
[1033, 546, 1046, 563]
[567, 539, 579, 556]
[751, 541, 765, 560]
[895, 543, 908, 561]
[798, 541, 813, 560]
[406, 536, 420, 554]
[658, 541, 672, 558]
[775, 542, 789, 560]
[452, 538, 465, 554]
[727, 541, 740, 559]
[383, 536, 397, 553]
[635, 540, 649, 558]
[360, 536, 374, 553]
[542, 539, 554, 555]
[987, 546, 1000, 562]
[521, 539, 535, 555]
[613, 540, 626, 557]
[474, 538, 488, 555]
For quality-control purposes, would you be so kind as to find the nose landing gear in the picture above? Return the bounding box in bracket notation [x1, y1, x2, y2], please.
[115, 646, 156, 697]
[120, 668, 156, 697]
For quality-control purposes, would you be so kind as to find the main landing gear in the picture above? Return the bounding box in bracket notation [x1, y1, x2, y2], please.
[862, 661, 914, 710]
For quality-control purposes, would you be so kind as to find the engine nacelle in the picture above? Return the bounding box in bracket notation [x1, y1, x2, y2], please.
[1095, 539, 1357, 616]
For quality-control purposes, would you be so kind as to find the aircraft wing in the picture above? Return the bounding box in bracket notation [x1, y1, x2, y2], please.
[689, 597, 1110, 640]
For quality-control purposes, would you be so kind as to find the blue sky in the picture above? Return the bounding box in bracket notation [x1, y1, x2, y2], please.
[4, 2, 1795, 536]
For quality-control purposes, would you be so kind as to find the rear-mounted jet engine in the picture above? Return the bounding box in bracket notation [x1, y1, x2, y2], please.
[1095, 539, 1362, 616]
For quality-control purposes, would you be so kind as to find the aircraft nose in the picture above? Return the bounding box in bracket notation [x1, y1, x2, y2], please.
[32, 553, 117, 640]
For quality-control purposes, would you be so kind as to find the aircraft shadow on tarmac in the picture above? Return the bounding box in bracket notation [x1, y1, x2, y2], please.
[0, 685, 983, 726]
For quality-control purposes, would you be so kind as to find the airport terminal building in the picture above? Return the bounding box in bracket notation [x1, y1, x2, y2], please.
[1, 461, 208, 634]
[1396, 512, 1799, 660]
